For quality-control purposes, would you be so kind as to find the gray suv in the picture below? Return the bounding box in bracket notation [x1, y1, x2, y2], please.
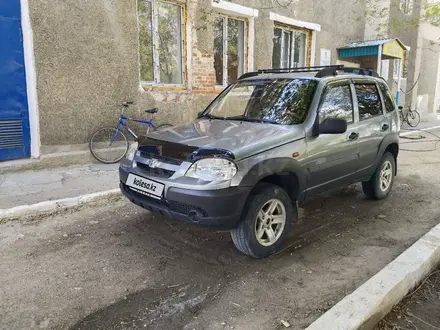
[119, 65, 399, 258]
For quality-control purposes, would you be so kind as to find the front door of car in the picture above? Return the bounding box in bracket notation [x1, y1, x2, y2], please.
[304, 81, 360, 198]
[351, 81, 389, 179]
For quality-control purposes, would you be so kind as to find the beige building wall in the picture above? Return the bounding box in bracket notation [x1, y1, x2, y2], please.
[28, 0, 367, 147]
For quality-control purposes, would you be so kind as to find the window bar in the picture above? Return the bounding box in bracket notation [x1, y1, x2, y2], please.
[287, 31, 292, 68]
[291, 31, 296, 68]
[280, 30, 285, 68]
[237, 19, 244, 77]
[151, 0, 160, 83]
[179, 3, 185, 84]
[222, 16, 228, 86]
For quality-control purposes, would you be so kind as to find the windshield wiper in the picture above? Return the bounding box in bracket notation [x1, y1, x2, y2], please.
[225, 115, 280, 125]
[199, 113, 225, 120]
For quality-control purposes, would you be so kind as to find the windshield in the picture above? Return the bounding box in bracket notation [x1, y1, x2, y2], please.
[203, 78, 317, 125]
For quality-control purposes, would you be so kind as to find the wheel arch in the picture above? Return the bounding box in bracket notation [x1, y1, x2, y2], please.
[377, 135, 399, 175]
[383, 141, 399, 176]
[238, 158, 308, 203]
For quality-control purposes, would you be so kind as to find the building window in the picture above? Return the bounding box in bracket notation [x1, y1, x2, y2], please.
[213, 16, 246, 86]
[138, 0, 184, 85]
[400, 0, 413, 15]
[272, 27, 308, 69]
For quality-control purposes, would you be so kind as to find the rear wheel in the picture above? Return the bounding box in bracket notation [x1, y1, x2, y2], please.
[407, 110, 420, 127]
[362, 152, 395, 200]
[89, 127, 128, 164]
[231, 183, 295, 258]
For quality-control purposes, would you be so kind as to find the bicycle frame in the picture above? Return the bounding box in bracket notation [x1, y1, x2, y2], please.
[110, 110, 158, 145]
[400, 109, 413, 122]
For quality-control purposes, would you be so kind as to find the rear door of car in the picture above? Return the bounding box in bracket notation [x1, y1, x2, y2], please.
[352, 79, 389, 180]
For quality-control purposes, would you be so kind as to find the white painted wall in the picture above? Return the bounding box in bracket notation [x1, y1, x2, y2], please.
[364, 0, 391, 39]
[20, 0, 41, 158]
[420, 22, 440, 42]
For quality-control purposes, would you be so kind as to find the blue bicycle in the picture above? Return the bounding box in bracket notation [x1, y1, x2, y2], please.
[89, 101, 172, 163]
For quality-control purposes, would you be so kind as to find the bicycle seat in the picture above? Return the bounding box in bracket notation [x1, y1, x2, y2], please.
[145, 108, 159, 114]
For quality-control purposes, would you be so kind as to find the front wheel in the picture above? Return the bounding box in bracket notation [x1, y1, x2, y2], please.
[362, 152, 395, 200]
[231, 183, 295, 258]
[407, 110, 420, 127]
[89, 127, 129, 164]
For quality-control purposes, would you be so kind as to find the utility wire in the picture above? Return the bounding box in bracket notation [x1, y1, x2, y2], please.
[399, 128, 440, 152]
[253, 0, 294, 10]
[394, 73, 421, 95]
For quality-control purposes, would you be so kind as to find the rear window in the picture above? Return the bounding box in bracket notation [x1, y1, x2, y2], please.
[355, 84, 383, 120]
[379, 82, 396, 113]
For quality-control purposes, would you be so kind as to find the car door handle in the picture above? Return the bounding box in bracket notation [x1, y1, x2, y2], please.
[348, 132, 359, 141]
[382, 124, 389, 131]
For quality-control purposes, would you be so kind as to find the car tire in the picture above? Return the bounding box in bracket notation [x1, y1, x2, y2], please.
[362, 152, 395, 200]
[230, 183, 295, 258]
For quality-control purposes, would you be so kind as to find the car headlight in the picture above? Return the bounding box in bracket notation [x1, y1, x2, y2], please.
[185, 158, 237, 181]
[126, 142, 139, 161]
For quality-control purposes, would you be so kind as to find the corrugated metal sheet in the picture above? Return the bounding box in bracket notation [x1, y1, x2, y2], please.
[345, 38, 393, 48]
[337, 38, 408, 58]
[0, 1, 31, 161]
[338, 46, 379, 58]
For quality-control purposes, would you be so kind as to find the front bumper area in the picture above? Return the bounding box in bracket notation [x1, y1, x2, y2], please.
[120, 181, 251, 230]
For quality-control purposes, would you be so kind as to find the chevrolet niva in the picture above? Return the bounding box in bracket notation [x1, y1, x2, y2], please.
[119, 66, 399, 258]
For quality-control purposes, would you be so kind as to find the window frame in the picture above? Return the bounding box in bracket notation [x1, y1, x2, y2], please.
[378, 82, 397, 113]
[272, 23, 312, 69]
[318, 80, 355, 125]
[137, 0, 187, 87]
[214, 14, 249, 87]
[400, 0, 413, 15]
[353, 82, 384, 121]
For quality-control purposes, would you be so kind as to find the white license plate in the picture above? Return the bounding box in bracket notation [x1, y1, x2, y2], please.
[125, 174, 165, 199]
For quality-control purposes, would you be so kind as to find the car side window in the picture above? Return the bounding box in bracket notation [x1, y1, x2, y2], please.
[319, 85, 354, 123]
[379, 82, 396, 113]
[355, 84, 383, 120]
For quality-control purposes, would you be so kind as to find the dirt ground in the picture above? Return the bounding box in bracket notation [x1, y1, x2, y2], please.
[376, 268, 440, 330]
[1, 128, 440, 330]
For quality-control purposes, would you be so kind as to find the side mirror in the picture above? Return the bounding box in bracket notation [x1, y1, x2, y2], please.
[319, 118, 347, 134]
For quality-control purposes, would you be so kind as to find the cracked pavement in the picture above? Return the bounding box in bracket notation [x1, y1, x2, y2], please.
[0, 128, 440, 329]
[0, 164, 119, 209]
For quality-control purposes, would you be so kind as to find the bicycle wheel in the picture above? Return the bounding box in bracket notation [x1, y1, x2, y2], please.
[407, 110, 420, 127]
[154, 123, 173, 131]
[399, 111, 405, 128]
[89, 127, 129, 163]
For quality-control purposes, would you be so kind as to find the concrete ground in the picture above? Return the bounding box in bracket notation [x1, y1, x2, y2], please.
[0, 164, 118, 209]
[401, 117, 440, 131]
[0, 128, 440, 330]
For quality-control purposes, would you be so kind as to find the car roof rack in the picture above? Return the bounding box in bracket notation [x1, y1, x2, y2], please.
[238, 65, 380, 80]
[316, 66, 379, 78]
